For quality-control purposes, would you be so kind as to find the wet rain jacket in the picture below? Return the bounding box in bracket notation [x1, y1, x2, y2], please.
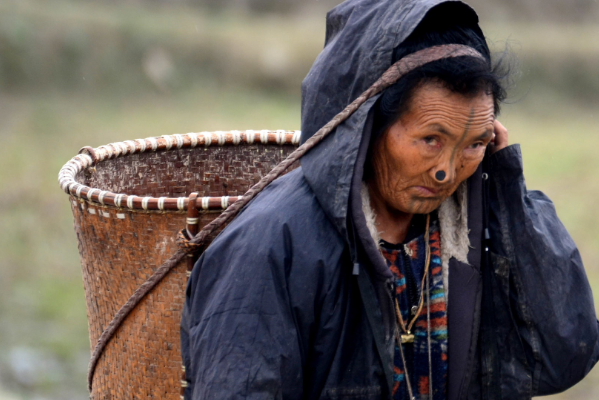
[181, 1, 599, 399]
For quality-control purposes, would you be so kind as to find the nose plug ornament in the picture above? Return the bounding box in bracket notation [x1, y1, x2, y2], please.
[435, 170, 446, 182]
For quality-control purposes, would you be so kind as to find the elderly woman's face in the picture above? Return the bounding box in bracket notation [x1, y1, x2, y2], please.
[370, 81, 495, 215]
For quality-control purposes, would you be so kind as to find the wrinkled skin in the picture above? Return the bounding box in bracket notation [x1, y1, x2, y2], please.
[369, 81, 508, 243]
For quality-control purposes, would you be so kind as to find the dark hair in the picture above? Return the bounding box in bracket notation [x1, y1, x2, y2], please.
[372, 4, 511, 138]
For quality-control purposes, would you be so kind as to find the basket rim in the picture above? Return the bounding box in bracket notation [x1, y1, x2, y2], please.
[58, 129, 301, 211]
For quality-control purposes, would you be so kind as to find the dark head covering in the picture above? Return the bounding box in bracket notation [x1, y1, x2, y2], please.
[300, 0, 482, 239]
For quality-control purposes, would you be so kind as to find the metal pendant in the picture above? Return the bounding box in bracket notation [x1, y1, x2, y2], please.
[401, 333, 414, 344]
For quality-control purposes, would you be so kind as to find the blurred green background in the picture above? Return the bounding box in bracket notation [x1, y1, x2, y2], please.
[0, 0, 598, 398]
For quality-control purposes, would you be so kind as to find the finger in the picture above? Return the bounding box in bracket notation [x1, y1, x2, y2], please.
[493, 120, 509, 152]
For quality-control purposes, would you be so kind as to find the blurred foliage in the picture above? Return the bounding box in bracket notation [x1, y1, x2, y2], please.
[1, 0, 599, 103]
[0, 0, 598, 399]
[0, 0, 322, 94]
[91, 0, 599, 22]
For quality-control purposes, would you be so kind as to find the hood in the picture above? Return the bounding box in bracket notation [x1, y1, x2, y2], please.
[299, 3, 487, 395]
[300, 0, 480, 243]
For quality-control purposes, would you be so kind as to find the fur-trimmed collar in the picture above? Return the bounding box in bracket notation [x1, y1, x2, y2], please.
[361, 183, 470, 303]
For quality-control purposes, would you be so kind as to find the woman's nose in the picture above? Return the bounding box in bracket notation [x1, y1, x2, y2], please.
[431, 158, 454, 183]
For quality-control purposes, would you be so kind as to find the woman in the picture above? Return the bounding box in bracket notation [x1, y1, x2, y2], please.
[181, 1, 599, 399]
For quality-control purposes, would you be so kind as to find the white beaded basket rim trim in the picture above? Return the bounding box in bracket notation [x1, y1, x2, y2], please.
[60, 130, 299, 211]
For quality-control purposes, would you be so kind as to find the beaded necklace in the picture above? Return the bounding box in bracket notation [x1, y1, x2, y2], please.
[393, 213, 434, 400]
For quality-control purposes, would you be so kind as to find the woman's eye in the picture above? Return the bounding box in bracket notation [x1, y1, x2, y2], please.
[423, 136, 439, 146]
[468, 142, 485, 150]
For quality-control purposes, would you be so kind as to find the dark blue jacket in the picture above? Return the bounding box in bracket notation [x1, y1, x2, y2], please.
[181, 1, 599, 398]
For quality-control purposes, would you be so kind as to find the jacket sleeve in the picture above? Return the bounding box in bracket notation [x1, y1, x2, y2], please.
[180, 222, 304, 400]
[486, 144, 599, 395]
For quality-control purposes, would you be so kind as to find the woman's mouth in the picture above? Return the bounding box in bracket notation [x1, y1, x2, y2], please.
[413, 186, 439, 197]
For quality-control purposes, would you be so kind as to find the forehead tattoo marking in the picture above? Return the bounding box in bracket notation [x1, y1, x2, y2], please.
[449, 108, 476, 170]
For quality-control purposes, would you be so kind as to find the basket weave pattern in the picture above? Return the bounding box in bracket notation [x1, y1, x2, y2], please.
[72, 202, 192, 399]
[61, 130, 300, 399]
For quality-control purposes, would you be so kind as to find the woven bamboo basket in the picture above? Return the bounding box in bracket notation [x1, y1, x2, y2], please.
[58, 130, 301, 399]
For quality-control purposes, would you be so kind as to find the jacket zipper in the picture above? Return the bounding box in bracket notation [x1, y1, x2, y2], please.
[400, 246, 416, 397]
[402, 247, 419, 315]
